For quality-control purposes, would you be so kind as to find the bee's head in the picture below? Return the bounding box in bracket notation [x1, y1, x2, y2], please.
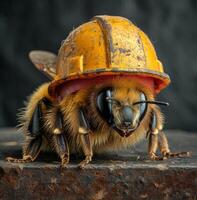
[96, 87, 168, 137]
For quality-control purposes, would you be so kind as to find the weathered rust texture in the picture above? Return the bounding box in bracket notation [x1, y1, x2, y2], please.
[0, 164, 196, 200]
[0, 129, 196, 200]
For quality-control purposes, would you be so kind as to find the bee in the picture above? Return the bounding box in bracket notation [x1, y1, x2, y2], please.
[6, 60, 189, 168]
[6, 15, 190, 168]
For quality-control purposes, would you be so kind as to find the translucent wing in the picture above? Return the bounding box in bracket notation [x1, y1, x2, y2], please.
[29, 50, 57, 79]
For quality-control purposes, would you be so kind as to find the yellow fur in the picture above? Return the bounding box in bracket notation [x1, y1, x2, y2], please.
[18, 83, 52, 153]
[19, 83, 51, 132]
[58, 78, 162, 154]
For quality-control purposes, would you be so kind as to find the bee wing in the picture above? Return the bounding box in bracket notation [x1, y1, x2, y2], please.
[29, 50, 57, 79]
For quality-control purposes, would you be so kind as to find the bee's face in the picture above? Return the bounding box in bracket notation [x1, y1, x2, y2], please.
[96, 87, 147, 137]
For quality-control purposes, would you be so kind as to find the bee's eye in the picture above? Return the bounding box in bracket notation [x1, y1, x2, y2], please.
[96, 88, 113, 123]
[139, 92, 146, 113]
[139, 92, 147, 120]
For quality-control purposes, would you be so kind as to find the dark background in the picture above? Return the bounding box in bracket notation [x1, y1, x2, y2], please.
[0, 0, 196, 131]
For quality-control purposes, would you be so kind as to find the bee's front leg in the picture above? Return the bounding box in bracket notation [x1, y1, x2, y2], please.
[148, 109, 190, 160]
[50, 109, 70, 167]
[78, 108, 93, 169]
[147, 109, 162, 160]
[148, 132, 161, 160]
[6, 100, 44, 163]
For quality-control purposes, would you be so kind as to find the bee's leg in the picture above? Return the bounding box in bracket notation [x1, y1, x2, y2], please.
[147, 110, 162, 160]
[79, 133, 92, 168]
[148, 132, 162, 160]
[148, 110, 190, 160]
[7, 136, 42, 163]
[158, 131, 190, 159]
[51, 109, 70, 167]
[52, 134, 69, 167]
[78, 108, 93, 168]
[6, 99, 44, 163]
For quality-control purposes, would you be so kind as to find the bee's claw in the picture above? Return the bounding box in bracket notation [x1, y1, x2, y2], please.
[6, 156, 32, 163]
[162, 151, 191, 158]
[78, 156, 92, 169]
[149, 151, 191, 161]
[149, 153, 163, 161]
[60, 158, 69, 168]
[78, 161, 88, 169]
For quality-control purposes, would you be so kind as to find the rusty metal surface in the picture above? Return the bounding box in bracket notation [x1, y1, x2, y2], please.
[0, 128, 196, 200]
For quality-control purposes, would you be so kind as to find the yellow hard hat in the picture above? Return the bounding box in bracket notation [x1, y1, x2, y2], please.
[30, 15, 170, 98]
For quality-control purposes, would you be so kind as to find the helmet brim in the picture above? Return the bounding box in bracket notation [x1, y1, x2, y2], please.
[48, 69, 170, 99]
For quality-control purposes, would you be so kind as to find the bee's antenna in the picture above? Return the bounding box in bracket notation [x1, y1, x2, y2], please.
[133, 101, 169, 106]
